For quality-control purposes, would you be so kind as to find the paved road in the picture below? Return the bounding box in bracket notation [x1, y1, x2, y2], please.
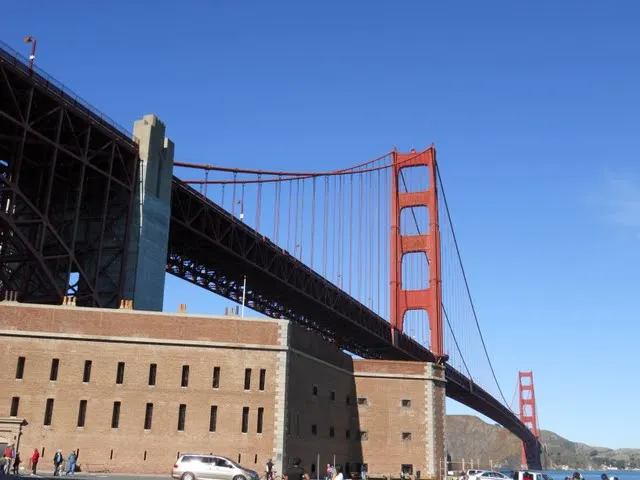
[3, 475, 168, 480]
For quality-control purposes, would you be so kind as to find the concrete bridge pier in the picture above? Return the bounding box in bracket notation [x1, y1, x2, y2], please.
[122, 114, 174, 311]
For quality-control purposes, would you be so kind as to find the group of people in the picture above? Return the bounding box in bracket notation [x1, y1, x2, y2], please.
[265, 458, 346, 480]
[52, 449, 78, 476]
[0, 445, 20, 475]
[0, 446, 77, 476]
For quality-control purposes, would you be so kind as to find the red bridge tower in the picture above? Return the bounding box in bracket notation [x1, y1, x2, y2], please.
[389, 148, 444, 358]
[519, 371, 540, 468]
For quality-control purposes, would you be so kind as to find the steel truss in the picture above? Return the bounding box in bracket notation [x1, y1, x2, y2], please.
[168, 177, 436, 360]
[0, 47, 138, 307]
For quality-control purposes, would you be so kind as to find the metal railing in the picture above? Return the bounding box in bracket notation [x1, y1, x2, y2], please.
[0, 39, 137, 147]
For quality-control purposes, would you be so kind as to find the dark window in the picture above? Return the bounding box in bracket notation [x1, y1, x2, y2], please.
[312, 385, 318, 396]
[401, 399, 412, 407]
[50, 358, 60, 381]
[181, 365, 189, 387]
[329, 426, 335, 438]
[148, 364, 157, 386]
[401, 465, 414, 475]
[346, 394, 351, 405]
[10, 397, 19, 417]
[44, 398, 54, 426]
[209, 406, 218, 432]
[259, 369, 266, 391]
[402, 432, 412, 441]
[244, 368, 251, 390]
[83, 360, 92, 383]
[346, 429, 351, 439]
[212, 366, 220, 388]
[116, 362, 125, 384]
[359, 430, 368, 441]
[144, 403, 153, 430]
[15, 356, 25, 379]
[357, 397, 368, 406]
[311, 424, 317, 435]
[286, 410, 291, 436]
[241, 407, 249, 433]
[77, 400, 87, 427]
[330, 391, 336, 401]
[111, 401, 121, 428]
[257, 407, 264, 434]
[311, 464, 316, 474]
[177, 404, 186, 431]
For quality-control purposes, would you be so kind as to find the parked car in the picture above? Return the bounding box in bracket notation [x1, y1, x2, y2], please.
[469, 471, 512, 480]
[172, 454, 260, 480]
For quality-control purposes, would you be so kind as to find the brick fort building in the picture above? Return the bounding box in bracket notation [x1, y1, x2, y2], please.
[0, 301, 446, 477]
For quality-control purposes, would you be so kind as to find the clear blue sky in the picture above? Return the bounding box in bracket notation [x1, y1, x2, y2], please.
[5, 0, 640, 449]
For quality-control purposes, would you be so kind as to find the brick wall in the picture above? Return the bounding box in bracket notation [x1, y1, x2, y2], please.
[353, 360, 446, 479]
[0, 304, 284, 474]
[0, 303, 446, 478]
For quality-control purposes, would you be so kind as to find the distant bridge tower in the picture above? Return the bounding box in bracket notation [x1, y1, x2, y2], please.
[519, 371, 540, 468]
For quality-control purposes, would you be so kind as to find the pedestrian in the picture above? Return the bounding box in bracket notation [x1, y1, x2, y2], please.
[66, 451, 77, 476]
[31, 449, 40, 475]
[12, 453, 21, 475]
[4, 444, 15, 475]
[53, 450, 63, 476]
[284, 458, 310, 480]
[333, 465, 344, 480]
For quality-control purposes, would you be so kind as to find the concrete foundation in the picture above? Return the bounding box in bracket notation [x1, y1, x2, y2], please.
[122, 115, 174, 311]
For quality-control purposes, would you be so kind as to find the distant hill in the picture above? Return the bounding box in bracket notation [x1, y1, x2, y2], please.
[446, 415, 640, 470]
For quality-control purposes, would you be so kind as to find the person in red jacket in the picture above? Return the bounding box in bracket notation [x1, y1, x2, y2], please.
[31, 448, 40, 475]
[4, 444, 14, 474]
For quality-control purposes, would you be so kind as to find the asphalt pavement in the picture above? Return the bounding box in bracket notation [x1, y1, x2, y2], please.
[2, 475, 168, 480]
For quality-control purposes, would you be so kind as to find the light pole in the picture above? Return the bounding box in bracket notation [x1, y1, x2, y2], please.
[241, 275, 247, 318]
[235, 200, 244, 221]
[23, 36, 36, 71]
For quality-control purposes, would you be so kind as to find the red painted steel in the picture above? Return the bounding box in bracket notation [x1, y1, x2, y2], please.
[519, 371, 540, 467]
[390, 148, 444, 357]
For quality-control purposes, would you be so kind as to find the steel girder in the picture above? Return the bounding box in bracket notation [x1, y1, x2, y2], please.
[0, 45, 138, 307]
[168, 177, 433, 360]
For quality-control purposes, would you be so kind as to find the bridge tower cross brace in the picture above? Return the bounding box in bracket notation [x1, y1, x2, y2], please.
[389, 147, 444, 357]
[519, 371, 540, 468]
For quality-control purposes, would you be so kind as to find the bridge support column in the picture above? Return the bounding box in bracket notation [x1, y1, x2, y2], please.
[122, 114, 174, 311]
[389, 147, 443, 357]
[518, 371, 541, 469]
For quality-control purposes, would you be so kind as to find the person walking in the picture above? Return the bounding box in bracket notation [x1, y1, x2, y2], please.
[53, 450, 63, 476]
[12, 453, 21, 475]
[66, 451, 77, 476]
[31, 449, 40, 475]
[285, 458, 309, 480]
[4, 444, 15, 475]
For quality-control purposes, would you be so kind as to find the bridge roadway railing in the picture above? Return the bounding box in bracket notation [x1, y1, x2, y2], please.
[0, 41, 136, 149]
[168, 176, 541, 465]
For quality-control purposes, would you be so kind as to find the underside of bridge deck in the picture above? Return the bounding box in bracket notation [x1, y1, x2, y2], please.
[0, 45, 138, 307]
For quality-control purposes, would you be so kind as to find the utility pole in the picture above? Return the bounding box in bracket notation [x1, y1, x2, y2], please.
[24, 36, 36, 71]
[241, 275, 247, 317]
